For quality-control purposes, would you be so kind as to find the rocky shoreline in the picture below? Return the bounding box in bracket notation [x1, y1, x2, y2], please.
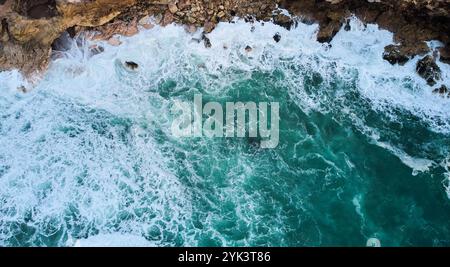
[0, 0, 449, 93]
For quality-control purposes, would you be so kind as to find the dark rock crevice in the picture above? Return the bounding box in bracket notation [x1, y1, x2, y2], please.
[13, 0, 59, 19]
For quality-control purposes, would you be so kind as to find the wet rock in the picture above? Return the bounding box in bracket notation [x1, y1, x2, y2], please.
[139, 15, 154, 30]
[91, 19, 139, 41]
[439, 46, 450, 64]
[17, 85, 28, 93]
[202, 34, 212, 48]
[168, 3, 178, 14]
[162, 11, 175, 26]
[273, 33, 281, 43]
[142, 23, 154, 30]
[186, 25, 197, 33]
[416, 55, 441, 86]
[3, 0, 450, 78]
[383, 44, 410, 65]
[125, 61, 139, 70]
[107, 37, 122, 46]
[317, 20, 342, 43]
[273, 13, 296, 30]
[281, 0, 450, 66]
[203, 21, 216, 34]
[16, 0, 59, 19]
[217, 11, 226, 18]
[432, 85, 448, 97]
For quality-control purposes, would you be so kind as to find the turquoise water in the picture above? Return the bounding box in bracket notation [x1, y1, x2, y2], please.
[0, 18, 449, 246]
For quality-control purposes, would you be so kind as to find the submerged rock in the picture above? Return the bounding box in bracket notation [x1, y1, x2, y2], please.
[273, 33, 281, 43]
[89, 45, 105, 57]
[107, 37, 122, 46]
[439, 47, 450, 64]
[416, 55, 441, 86]
[1, 0, 450, 78]
[432, 85, 449, 98]
[202, 34, 212, 48]
[125, 61, 139, 70]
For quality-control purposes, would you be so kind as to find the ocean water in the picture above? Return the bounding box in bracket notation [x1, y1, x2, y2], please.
[0, 17, 449, 247]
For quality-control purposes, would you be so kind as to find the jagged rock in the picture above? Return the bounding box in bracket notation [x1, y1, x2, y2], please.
[416, 55, 441, 86]
[273, 33, 281, 43]
[125, 61, 139, 70]
[344, 19, 351, 31]
[202, 34, 212, 48]
[439, 46, 450, 64]
[92, 18, 139, 41]
[107, 37, 122, 46]
[185, 24, 197, 33]
[162, 11, 175, 26]
[432, 85, 449, 98]
[89, 45, 104, 56]
[280, 0, 450, 62]
[138, 15, 154, 29]
[273, 13, 295, 30]
[317, 20, 342, 43]
[0, 0, 137, 76]
[2, 0, 450, 78]
[168, 3, 178, 14]
[383, 45, 410, 65]
[203, 21, 216, 33]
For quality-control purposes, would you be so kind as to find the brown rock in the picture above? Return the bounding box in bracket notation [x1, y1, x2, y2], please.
[168, 3, 179, 14]
[202, 34, 212, 48]
[0, 0, 136, 76]
[383, 45, 410, 65]
[416, 55, 441, 86]
[162, 11, 175, 26]
[125, 61, 139, 70]
[142, 23, 154, 30]
[432, 85, 449, 98]
[203, 21, 216, 33]
[273, 13, 296, 30]
[186, 24, 197, 33]
[317, 20, 342, 43]
[273, 33, 281, 43]
[107, 37, 122, 46]
[439, 46, 450, 64]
